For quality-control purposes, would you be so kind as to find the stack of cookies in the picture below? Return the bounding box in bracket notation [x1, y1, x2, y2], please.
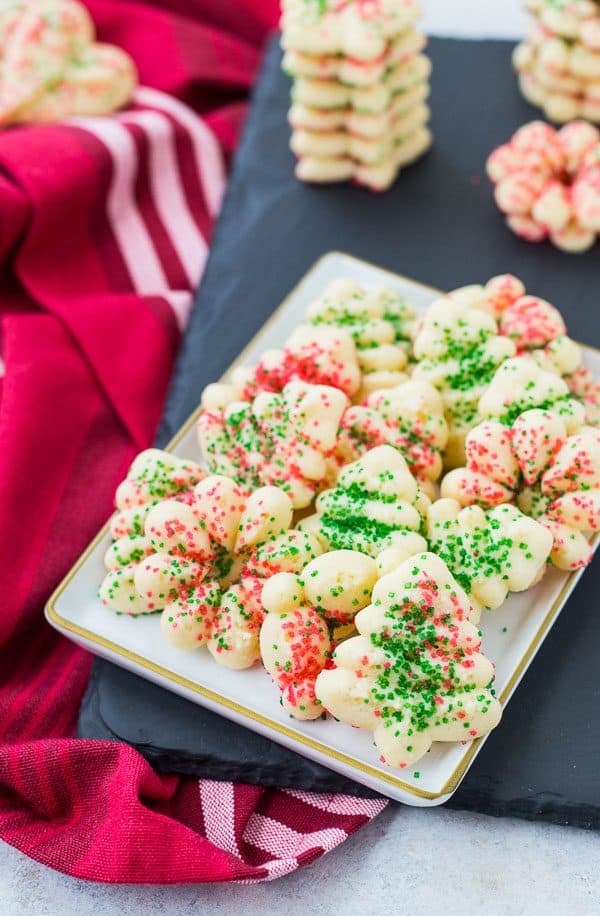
[514, 0, 600, 122]
[281, 0, 433, 191]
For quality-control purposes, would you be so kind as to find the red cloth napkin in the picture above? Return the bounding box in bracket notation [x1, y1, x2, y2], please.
[0, 0, 387, 883]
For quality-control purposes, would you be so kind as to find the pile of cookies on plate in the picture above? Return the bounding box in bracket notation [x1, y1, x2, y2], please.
[100, 276, 600, 770]
[281, 0, 432, 189]
[514, 0, 600, 123]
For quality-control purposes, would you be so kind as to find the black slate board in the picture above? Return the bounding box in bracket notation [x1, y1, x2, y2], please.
[78, 35, 600, 828]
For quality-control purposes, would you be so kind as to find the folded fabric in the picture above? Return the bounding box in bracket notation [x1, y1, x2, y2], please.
[0, 0, 386, 885]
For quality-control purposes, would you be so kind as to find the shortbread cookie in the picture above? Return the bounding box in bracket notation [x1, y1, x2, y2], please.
[524, 0, 600, 49]
[487, 120, 600, 252]
[442, 358, 600, 569]
[289, 81, 430, 138]
[197, 381, 348, 509]
[315, 552, 502, 769]
[109, 449, 207, 541]
[291, 54, 431, 114]
[305, 278, 416, 396]
[335, 380, 449, 491]
[0, 0, 136, 125]
[291, 102, 430, 165]
[295, 124, 432, 190]
[300, 445, 429, 562]
[102, 473, 324, 668]
[202, 324, 362, 408]
[412, 297, 516, 467]
[260, 550, 378, 719]
[281, 0, 422, 62]
[283, 27, 426, 87]
[426, 499, 552, 611]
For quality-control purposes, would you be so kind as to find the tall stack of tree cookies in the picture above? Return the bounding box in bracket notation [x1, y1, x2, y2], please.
[514, 0, 600, 122]
[281, 0, 432, 190]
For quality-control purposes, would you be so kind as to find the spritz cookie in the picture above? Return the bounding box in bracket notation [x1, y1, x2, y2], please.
[315, 552, 502, 769]
[260, 550, 378, 719]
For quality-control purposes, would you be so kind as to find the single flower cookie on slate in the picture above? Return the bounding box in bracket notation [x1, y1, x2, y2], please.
[315, 552, 502, 769]
[305, 278, 416, 399]
[442, 358, 600, 570]
[202, 324, 362, 408]
[260, 549, 378, 720]
[426, 499, 552, 612]
[197, 380, 348, 509]
[412, 296, 516, 467]
[300, 444, 429, 563]
[335, 379, 448, 494]
[109, 449, 207, 541]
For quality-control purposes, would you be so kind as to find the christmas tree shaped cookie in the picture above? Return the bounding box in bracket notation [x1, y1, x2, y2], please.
[315, 552, 502, 769]
[442, 358, 600, 569]
[426, 499, 553, 611]
[305, 279, 416, 398]
[301, 445, 429, 562]
[412, 295, 516, 467]
[260, 549, 378, 720]
[197, 380, 348, 509]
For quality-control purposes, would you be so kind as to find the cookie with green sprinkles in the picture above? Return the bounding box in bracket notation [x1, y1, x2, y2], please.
[197, 380, 348, 509]
[426, 498, 553, 612]
[442, 357, 600, 570]
[335, 378, 448, 495]
[260, 549, 378, 719]
[109, 449, 207, 540]
[315, 551, 502, 769]
[412, 295, 516, 468]
[304, 278, 415, 398]
[300, 444, 429, 562]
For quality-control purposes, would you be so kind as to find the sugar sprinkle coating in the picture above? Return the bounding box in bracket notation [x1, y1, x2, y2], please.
[197, 381, 348, 509]
[442, 358, 600, 570]
[260, 550, 378, 719]
[300, 444, 430, 563]
[315, 551, 502, 769]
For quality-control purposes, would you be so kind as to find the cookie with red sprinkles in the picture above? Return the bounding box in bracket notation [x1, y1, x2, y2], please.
[260, 549, 378, 719]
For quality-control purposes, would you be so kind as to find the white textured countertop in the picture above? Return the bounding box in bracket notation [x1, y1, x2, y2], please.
[2, 2, 597, 913]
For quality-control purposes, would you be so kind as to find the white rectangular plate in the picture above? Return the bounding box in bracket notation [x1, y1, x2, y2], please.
[46, 252, 599, 806]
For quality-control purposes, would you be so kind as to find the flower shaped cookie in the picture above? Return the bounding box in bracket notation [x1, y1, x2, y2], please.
[109, 449, 207, 541]
[301, 444, 429, 562]
[197, 381, 348, 509]
[487, 121, 600, 252]
[101, 474, 323, 668]
[260, 549, 378, 719]
[305, 279, 416, 399]
[315, 552, 502, 769]
[412, 295, 516, 467]
[0, 0, 137, 126]
[442, 358, 600, 569]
